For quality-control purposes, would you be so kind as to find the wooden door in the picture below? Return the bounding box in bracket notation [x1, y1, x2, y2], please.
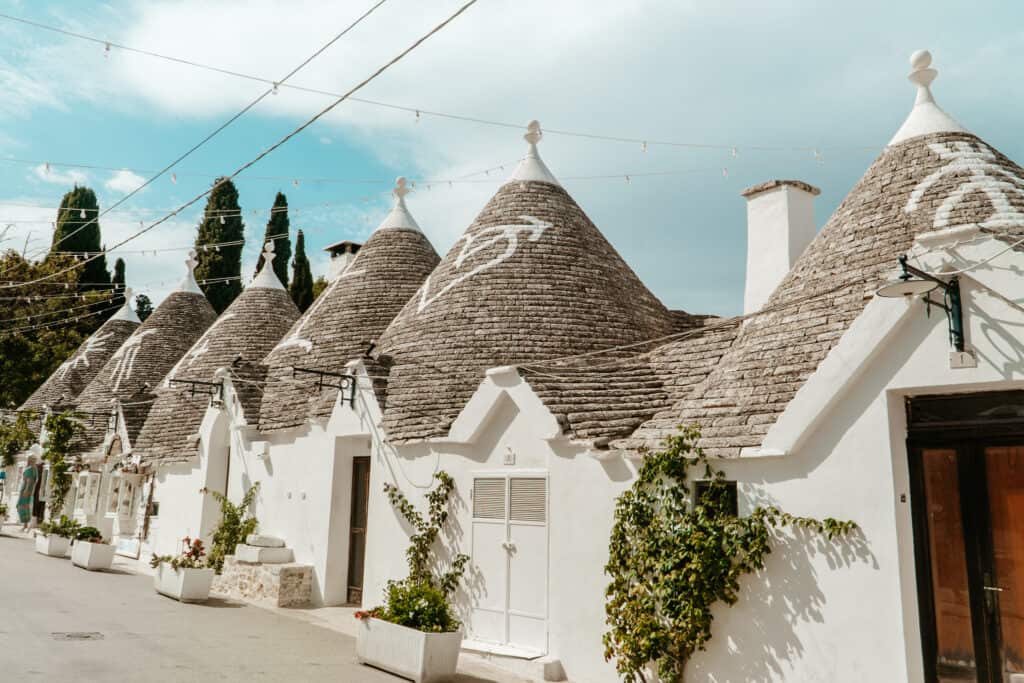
[347, 456, 370, 605]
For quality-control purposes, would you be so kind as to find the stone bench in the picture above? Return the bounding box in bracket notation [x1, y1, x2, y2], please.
[212, 556, 313, 608]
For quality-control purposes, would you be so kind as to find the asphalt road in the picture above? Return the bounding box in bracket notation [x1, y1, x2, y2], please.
[0, 531, 482, 682]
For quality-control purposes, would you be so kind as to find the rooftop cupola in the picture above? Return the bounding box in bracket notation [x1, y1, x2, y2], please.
[251, 241, 286, 290]
[508, 120, 560, 186]
[889, 49, 968, 145]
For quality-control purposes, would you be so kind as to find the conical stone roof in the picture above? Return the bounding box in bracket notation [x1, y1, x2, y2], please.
[258, 178, 440, 432]
[20, 291, 141, 413]
[70, 254, 218, 457]
[628, 50, 1024, 457]
[136, 243, 300, 464]
[377, 122, 676, 443]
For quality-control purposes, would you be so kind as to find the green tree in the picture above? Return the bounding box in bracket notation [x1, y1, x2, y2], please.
[134, 293, 153, 322]
[50, 186, 110, 290]
[254, 192, 291, 288]
[201, 482, 260, 573]
[194, 178, 244, 313]
[312, 275, 328, 300]
[0, 250, 109, 408]
[289, 229, 314, 312]
[111, 257, 126, 311]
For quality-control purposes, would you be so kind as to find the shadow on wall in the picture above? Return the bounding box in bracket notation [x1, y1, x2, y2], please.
[688, 522, 875, 683]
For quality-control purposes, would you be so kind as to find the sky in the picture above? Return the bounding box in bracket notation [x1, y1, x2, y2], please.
[0, 0, 1021, 315]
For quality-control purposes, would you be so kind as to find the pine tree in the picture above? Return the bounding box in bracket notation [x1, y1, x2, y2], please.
[289, 229, 314, 312]
[254, 192, 291, 288]
[111, 257, 126, 311]
[50, 186, 110, 290]
[194, 177, 245, 313]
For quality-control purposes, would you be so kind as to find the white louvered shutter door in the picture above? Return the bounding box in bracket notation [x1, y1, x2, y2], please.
[507, 477, 548, 652]
[470, 477, 509, 645]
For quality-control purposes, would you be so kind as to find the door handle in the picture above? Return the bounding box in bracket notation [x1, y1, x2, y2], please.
[983, 586, 1005, 592]
[501, 541, 516, 552]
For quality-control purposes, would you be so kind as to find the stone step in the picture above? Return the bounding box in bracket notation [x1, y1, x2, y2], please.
[234, 544, 294, 564]
[246, 534, 285, 548]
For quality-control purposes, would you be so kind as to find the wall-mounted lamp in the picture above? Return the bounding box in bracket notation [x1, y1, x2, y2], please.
[876, 255, 965, 352]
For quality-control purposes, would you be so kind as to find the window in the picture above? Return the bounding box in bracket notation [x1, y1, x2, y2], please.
[472, 478, 506, 519]
[693, 479, 738, 517]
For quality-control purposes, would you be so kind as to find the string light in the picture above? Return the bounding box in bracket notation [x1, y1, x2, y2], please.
[0, 11, 881, 156]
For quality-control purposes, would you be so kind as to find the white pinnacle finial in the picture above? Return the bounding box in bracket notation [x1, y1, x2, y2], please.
[178, 249, 203, 294]
[394, 176, 410, 200]
[507, 119, 560, 186]
[111, 286, 140, 323]
[252, 240, 285, 289]
[889, 49, 967, 145]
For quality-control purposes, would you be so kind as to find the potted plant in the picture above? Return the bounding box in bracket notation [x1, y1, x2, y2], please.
[356, 472, 469, 683]
[34, 515, 81, 558]
[0, 503, 8, 522]
[70, 526, 115, 571]
[151, 537, 215, 603]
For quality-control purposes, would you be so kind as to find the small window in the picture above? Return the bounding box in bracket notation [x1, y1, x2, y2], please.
[148, 500, 160, 518]
[693, 479, 738, 517]
[510, 478, 546, 523]
[473, 478, 506, 519]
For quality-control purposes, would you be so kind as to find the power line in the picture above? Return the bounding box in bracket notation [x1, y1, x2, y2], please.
[0, 0, 481, 291]
[0, 11, 879, 155]
[23, 0, 391, 264]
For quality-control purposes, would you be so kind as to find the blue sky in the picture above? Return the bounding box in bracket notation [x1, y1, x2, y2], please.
[0, 1, 1021, 314]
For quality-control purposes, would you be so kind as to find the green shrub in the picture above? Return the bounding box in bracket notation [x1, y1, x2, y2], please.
[38, 515, 82, 539]
[372, 579, 460, 633]
[74, 526, 104, 543]
[201, 482, 259, 573]
[150, 537, 207, 570]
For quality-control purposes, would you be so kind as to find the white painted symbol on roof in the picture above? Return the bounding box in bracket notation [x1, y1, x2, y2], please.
[54, 331, 114, 380]
[906, 141, 1024, 230]
[108, 330, 155, 394]
[163, 314, 236, 386]
[414, 215, 552, 315]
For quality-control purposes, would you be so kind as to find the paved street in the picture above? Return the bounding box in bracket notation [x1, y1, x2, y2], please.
[0, 531, 500, 682]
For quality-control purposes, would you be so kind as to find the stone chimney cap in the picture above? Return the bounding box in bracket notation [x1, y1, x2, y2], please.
[741, 179, 821, 199]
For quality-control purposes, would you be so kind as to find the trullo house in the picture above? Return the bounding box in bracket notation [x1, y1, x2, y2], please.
[134, 241, 299, 560]
[62, 253, 217, 553]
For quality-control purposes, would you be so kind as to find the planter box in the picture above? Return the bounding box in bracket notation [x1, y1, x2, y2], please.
[356, 617, 462, 683]
[35, 534, 70, 558]
[153, 564, 215, 603]
[71, 540, 116, 571]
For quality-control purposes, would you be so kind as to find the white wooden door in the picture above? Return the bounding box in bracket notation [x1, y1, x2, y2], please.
[470, 474, 548, 653]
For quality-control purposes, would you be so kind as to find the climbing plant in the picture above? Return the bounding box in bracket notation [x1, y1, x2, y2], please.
[603, 427, 857, 683]
[0, 409, 36, 467]
[384, 471, 469, 595]
[201, 482, 260, 573]
[42, 411, 79, 518]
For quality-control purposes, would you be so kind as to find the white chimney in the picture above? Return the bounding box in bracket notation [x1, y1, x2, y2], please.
[322, 240, 362, 282]
[741, 180, 820, 314]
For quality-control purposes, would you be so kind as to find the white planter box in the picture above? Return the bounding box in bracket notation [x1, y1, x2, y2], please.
[71, 540, 116, 571]
[34, 534, 70, 558]
[153, 564, 215, 603]
[356, 617, 462, 683]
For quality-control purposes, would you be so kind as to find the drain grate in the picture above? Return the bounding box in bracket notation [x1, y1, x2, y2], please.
[52, 632, 104, 641]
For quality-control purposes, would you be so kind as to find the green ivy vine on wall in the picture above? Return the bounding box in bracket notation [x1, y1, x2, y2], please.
[42, 411, 79, 519]
[603, 427, 858, 683]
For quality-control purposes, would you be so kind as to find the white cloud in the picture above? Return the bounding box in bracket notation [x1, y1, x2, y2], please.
[319, 136, 333, 145]
[105, 169, 147, 194]
[31, 163, 88, 186]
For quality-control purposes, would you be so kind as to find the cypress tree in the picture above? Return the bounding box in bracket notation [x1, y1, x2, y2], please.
[51, 186, 110, 290]
[134, 294, 153, 322]
[111, 257, 126, 311]
[254, 192, 291, 288]
[289, 229, 314, 312]
[194, 177, 245, 313]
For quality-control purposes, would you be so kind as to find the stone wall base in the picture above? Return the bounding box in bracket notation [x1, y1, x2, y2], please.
[212, 556, 313, 608]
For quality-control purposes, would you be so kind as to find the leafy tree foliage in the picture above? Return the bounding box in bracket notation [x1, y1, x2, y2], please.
[254, 192, 291, 288]
[604, 427, 857, 682]
[312, 275, 328, 301]
[111, 257, 126, 310]
[289, 229, 314, 312]
[134, 293, 153, 322]
[0, 409, 36, 467]
[194, 178, 244, 313]
[201, 482, 260, 573]
[0, 251, 112, 409]
[50, 186, 111, 290]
